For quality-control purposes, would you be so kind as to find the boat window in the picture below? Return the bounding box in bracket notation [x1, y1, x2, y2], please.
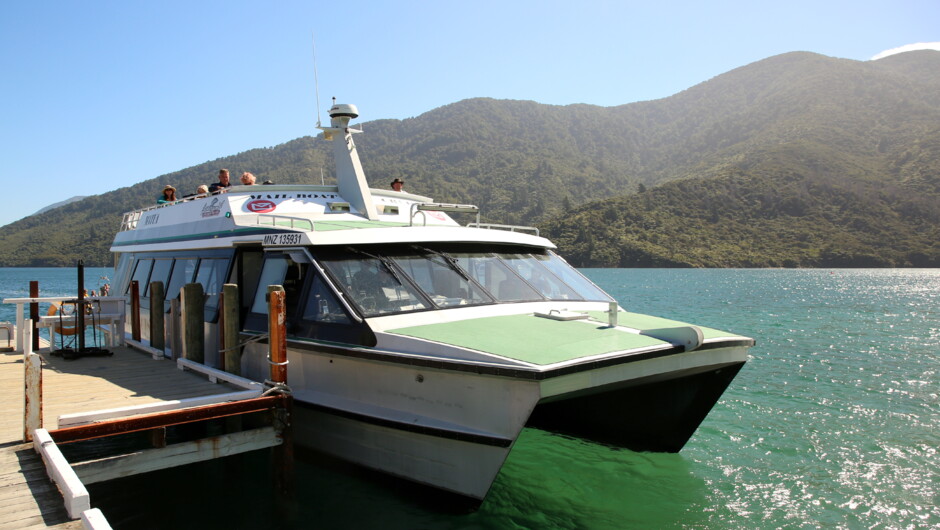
[114, 253, 133, 296]
[300, 274, 350, 324]
[320, 256, 429, 317]
[249, 255, 307, 316]
[127, 259, 153, 295]
[165, 258, 198, 301]
[538, 252, 612, 301]
[194, 258, 230, 314]
[499, 254, 582, 300]
[390, 254, 491, 308]
[452, 253, 542, 302]
[147, 259, 174, 297]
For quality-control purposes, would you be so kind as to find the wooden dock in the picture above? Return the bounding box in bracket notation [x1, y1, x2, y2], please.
[0, 346, 245, 529]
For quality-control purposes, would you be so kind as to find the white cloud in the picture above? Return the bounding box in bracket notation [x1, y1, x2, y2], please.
[871, 42, 940, 60]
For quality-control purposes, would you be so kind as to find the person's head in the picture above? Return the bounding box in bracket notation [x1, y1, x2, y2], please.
[390, 178, 404, 192]
[163, 185, 176, 199]
[241, 172, 256, 185]
[196, 184, 209, 195]
[218, 169, 230, 184]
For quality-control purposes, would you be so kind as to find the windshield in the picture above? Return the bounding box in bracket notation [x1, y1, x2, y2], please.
[318, 246, 611, 317]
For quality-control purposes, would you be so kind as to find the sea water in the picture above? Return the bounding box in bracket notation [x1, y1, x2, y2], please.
[0, 268, 936, 529]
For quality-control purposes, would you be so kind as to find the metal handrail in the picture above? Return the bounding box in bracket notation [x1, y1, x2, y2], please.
[256, 214, 314, 231]
[466, 222, 540, 236]
[409, 203, 481, 226]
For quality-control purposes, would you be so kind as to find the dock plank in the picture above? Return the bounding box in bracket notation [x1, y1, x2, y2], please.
[0, 345, 244, 527]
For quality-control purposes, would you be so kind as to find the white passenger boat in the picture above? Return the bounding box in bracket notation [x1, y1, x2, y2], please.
[111, 103, 753, 502]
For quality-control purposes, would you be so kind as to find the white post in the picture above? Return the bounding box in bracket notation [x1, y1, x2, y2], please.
[15, 302, 25, 352]
[23, 319, 33, 358]
[24, 347, 42, 442]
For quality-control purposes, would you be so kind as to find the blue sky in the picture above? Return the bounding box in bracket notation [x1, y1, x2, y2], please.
[1, 0, 937, 227]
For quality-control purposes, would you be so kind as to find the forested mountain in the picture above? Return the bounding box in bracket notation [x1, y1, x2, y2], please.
[32, 196, 88, 216]
[2, 50, 938, 267]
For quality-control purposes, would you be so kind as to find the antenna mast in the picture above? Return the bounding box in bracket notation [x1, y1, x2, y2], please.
[312, 33, 322, 127]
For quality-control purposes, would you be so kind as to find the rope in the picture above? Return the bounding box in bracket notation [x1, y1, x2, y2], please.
[217, 332, 269, 354]
[262, 381, 292, 395]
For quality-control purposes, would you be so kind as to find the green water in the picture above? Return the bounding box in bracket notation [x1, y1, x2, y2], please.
[2, 268, 937, 528]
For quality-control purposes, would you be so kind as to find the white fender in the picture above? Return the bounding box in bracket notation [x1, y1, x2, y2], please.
[640, 325, 704, 351]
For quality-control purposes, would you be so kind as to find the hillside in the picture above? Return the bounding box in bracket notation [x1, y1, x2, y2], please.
[542, 138, 940, 267]
[1, 50, 938, 267]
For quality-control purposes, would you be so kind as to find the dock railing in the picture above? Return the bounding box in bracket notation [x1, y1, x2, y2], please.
[3, 296, 126, 353]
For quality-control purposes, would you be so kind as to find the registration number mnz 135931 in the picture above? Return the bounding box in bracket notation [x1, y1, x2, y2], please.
[263, 233, 303, 246]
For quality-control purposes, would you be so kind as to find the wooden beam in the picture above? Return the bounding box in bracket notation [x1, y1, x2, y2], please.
[32, 428, 89, 519]
[177, 358, 262, 390]
[57, 389, 263, 428]
[72, 427, 281, 485]
[48, 396, 283, 444]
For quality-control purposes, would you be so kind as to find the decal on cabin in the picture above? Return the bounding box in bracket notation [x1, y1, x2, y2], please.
[246, 199, 277, 213]
[201, 198, 222, 218]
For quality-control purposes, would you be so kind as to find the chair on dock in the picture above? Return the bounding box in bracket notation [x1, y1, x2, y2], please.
[0, 322, 13, 351]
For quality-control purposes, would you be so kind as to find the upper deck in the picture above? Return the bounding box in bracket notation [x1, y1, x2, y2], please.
[112, 184, 553, 253]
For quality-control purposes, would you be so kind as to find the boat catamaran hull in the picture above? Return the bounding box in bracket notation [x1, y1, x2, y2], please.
[111, 103, 753, 501]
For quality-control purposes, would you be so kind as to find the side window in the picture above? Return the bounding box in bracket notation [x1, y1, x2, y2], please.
[114, 253, 133, 295]
[251, 257, 289, 314]
[293, 267, 372, 345]
[128, 259, 154, 295]
[301, 275, 350, 324]
[147, 259, 174, 297]
[165, 258, 198, 301]
[194, 258, 230, 315]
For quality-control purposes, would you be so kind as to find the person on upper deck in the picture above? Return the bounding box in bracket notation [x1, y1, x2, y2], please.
[209, 169, 232, 193]
[390, 178, 405, 192]
[183, 184, 209, 199]
[157, 185, 177, 204]
[240, 172, 257, 185]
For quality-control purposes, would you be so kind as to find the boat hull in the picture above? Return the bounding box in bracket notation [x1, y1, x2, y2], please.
[292, 405, 514, 501]
[244, 340, 748, 499]
[528, 358, 745, 452]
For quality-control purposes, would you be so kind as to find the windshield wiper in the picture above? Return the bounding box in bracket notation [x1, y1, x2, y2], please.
[415, 246, 473, 282]
[350, 248, 404, 285]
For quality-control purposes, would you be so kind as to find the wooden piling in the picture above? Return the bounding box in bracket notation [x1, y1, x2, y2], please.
[222, 284, 241, 375]
[29, 281, 39, 351]
[267, 287, 287, 384]
[267, 286, 293, 496]
[150, 281, 165, 352]
[181, 283, 205, 363]
[130, 280, 141, 342]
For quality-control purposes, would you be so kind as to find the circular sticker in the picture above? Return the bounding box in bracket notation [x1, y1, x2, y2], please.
[246, 199, 277, 213]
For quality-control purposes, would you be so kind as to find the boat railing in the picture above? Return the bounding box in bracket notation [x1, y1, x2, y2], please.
[410, 203, 481, 226]
[120, 210, 142, 231]
[256, 214, 314, 231]
[119, 193, 220, 231]
[466, 222, 540, 236]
